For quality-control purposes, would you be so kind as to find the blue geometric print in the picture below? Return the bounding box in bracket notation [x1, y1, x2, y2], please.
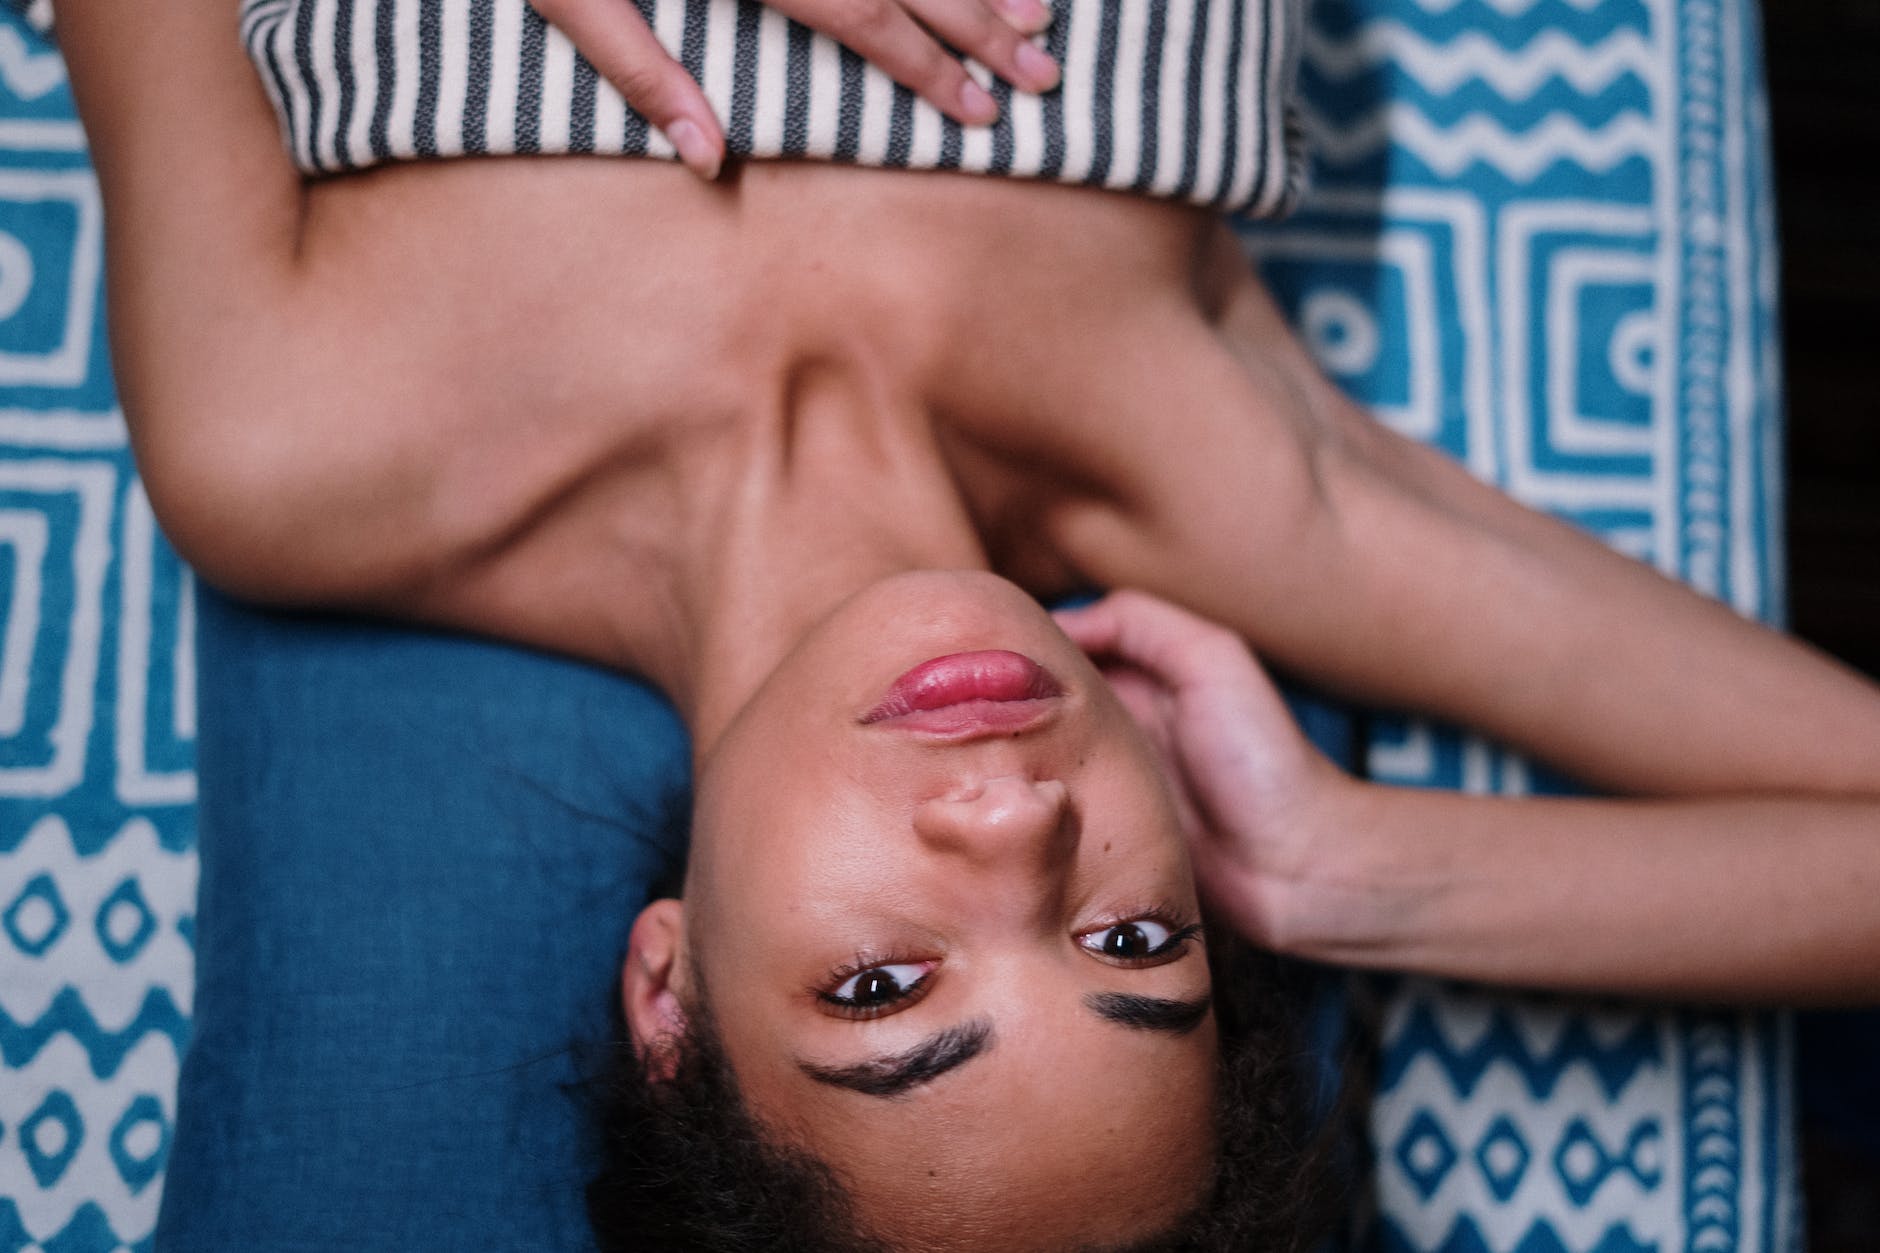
[1378, 996, 1666, 1102]
[0, 985, 190, 1080]
[1477, 1117, 1536, 1203]
[0, 0, 1793, 1250]
[3, 871, 64, 956]
[1244, 0, 1793, 1246]
[0, 15, 197, 1250]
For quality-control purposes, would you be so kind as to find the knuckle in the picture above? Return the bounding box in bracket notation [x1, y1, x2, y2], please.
[1202, 629, 1245, 662]
[1111, 588, 1159, 618]
[613, 61, 684, 114]
[829, 0, 892, 38]
[912, 45, 961, 91]
[1188, 613, 1240, 649]
[950, 5, 997, 46]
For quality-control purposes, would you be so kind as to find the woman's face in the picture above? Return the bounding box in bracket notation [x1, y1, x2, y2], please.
[652, 572, 1219, 1249]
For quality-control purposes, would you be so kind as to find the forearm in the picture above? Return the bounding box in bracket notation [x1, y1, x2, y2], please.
[1306, 401, 1880, 798]
[1161, 269, 1880, 799]
[1275, 782, 1880, 1003]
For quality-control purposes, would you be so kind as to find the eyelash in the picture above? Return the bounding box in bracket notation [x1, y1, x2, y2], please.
[815, 954, 937, 1020]
[1078, 909, 1205, 968]
[1087, 903, 1200, 940]
[814, 908, 1202, 1018]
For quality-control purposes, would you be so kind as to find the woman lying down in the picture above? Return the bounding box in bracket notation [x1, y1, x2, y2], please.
[56, 0, 1880, 1247]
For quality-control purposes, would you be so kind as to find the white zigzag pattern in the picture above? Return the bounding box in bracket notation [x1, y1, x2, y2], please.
[1298, 99, 1655, 179]
[0, 1034, 174, 1245]
[0, 815, 191, 1244]
[0, 815, 195, 1027]
[0, 26, 63, 101]
[1306, 23, 1654, 101]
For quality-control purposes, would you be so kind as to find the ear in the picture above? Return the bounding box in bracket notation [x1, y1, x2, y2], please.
[621, 898, 693, 1081]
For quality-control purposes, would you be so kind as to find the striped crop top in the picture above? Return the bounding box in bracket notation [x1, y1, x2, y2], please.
[235, 0, 1305, 216]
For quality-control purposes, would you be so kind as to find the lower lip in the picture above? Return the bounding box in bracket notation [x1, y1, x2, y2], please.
[863, 650, 1063, 735]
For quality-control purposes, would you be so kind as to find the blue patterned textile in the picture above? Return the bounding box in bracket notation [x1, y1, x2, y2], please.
[0, 0, 1794, 1249]
[1242, 0, 1793, 1248]
[0, 22, 196, 1253]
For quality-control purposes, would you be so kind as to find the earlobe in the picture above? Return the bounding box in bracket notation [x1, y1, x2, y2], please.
[621, 898, 692, 1080]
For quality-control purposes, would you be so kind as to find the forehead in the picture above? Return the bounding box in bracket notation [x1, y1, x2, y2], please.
[743, 1000, 1221, 1250]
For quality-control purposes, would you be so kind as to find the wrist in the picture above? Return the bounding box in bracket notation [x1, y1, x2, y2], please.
[1259, 776, 1453, 968]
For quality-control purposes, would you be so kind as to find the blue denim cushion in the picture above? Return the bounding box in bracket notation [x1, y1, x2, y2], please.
[158, 587, 1361, 1250]
[156, 590, 689, 1251]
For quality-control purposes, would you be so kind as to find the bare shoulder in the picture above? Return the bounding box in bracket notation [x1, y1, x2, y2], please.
[135, 159, 756, 619]
[1018, 262, 1350, 601]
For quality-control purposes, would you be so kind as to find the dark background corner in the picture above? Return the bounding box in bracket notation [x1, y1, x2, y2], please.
[1766, 0, 1880, 684]
[1764, 2, 1880, 1243]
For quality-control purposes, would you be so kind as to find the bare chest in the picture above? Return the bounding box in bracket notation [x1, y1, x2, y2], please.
[290, 159, 1242, 666]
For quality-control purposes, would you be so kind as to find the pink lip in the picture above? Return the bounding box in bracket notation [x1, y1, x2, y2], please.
[863, 650, 1064, 736]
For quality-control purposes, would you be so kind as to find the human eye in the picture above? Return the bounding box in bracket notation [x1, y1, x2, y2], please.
[1077, 916, 1203, 967]
[817, 959, 937, 1019]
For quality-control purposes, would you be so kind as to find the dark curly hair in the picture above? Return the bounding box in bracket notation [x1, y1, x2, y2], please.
[586, 929, 1355, 1252]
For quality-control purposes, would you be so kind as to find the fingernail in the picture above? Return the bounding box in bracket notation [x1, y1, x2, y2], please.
[1002, 0, 1051, 31]
[959, 77, 999, 125]
[665, 118, 722, 180]
[1016, 41, 1060, 91]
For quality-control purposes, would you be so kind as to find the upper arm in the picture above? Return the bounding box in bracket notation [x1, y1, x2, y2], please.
[58, 0, 303, 259]
[54, 3, 401, 600]
[1060, 270, 1880, 798]
[59, 0, 309, 479]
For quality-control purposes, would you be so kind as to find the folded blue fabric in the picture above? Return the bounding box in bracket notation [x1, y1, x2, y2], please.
[157, 592, 688, 1250]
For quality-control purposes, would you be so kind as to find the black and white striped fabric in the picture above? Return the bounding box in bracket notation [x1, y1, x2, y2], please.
[237, 0, 1306, 216]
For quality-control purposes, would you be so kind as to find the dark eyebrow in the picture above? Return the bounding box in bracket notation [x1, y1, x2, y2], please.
[1085, 992, 1213, 1035]
[798, 1020, 994, 1098]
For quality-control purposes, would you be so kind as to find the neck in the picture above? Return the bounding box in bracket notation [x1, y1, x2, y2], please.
[641, 361, 990, 757]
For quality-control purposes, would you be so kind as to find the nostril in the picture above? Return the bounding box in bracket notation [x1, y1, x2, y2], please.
[936, 774, 1025, 805]
[944, 779, 991, 804]
[914, 775, 1071, 850]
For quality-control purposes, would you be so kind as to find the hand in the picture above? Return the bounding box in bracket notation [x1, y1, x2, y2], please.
[526, 0, 1062, 180]
[1054, 591, 1352, 950]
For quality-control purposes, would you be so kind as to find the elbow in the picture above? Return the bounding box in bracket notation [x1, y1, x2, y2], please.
[132, 417, 318, 603]
[126, 390, 415, 608]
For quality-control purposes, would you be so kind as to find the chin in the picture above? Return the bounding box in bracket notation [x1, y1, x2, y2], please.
[823, 571, 1078, 676]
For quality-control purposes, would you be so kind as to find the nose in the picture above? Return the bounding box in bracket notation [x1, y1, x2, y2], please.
[912, 775, 1075, 869]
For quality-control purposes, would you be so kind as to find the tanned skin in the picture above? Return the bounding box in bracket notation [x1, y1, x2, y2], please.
[55, 0, 1880, 999]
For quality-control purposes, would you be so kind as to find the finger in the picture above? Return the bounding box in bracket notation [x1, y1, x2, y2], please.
[991, 0, 1055, 36]
[799, 0, 1002, 125]
[1057, 591, 1245, 689]
[902, 0, 1060, 93]
[947, 0, 1054, 37]
[1096, 663, 1172, 742]
[528, 0, 726, 178]
[1052, 607, 1135, 674]
[1050, 598, 1119, 650]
